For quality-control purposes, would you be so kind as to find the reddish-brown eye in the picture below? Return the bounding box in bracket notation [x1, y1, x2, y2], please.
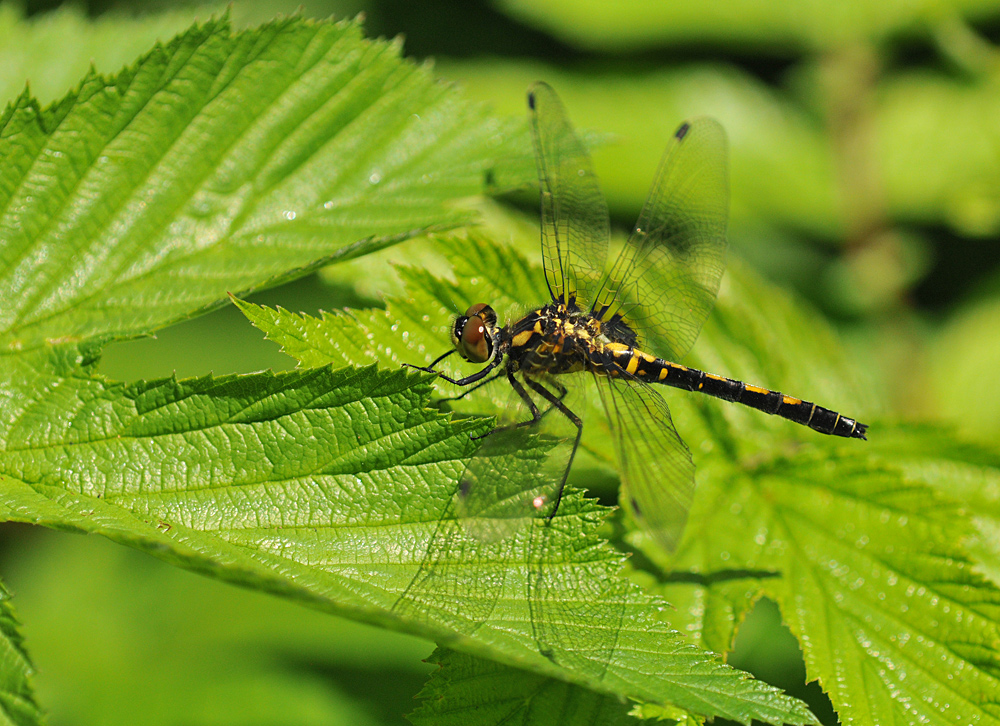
[459, 317, 490, 362]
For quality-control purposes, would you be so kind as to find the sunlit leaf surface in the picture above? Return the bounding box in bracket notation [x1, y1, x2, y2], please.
[260, 231, 1000, 726]
[0, 14, 529, 353]
[0, 16, 812, 724]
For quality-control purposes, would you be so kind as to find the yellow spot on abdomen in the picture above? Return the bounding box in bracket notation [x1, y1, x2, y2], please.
[782, 395, 802, 405]
[745, 384, 771, 395]
[625, 356, 639, 375]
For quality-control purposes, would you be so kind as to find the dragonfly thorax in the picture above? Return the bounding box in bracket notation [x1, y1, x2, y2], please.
[501, 303, 603, 376]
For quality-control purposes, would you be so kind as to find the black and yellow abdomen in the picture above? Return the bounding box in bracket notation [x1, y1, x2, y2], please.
[601, 343, 867, 440]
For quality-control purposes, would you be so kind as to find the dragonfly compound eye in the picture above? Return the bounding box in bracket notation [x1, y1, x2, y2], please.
[458, 315, 492, 363]
[464, 303, 497, 326]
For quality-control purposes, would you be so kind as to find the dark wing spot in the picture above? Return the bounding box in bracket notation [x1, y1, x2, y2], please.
[675, 121, 691, 140]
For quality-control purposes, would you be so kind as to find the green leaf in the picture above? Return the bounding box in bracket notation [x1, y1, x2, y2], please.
[0, 15, 572, 726]
[254, 228, 1000, 725]
[408, 648, 641, 726]
[0, 14, 529, 354]
[0, 579, 43, 726]
[0, 4, 203, 107]
[232, 238, 819, 724]
[864, 426, 1000, 582]
[0, 353, 812, 725]
[666, 447, 1000, 726]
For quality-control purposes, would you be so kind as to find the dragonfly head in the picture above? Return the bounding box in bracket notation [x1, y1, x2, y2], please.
[451, 303, 498, 364]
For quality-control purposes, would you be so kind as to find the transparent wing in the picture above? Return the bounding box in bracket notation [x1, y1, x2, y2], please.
[528, 81, 610, 308]
[391, 492, 517, 633]
[395, 369, 625, 670]
[593, 371, 695, 553]
[391, 367, 573, 631]
[456, 368, 581, 541]
[592, 117, 729, 360]
[457, 369, 625, 673]
[525, 500, 624, 676]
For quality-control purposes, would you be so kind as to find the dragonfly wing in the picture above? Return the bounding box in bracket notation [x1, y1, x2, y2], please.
[456, 368, 580, 542]
[456, 418, 561, 541]
[593, 371, 695, 553]
[525, 498, 624, 677]
[392, 368, 574, 631]
[457, 369, 624, 673]
[528, 81, 610, 309]
[593, 117, 729, 360]
[391, 493, 515, 633]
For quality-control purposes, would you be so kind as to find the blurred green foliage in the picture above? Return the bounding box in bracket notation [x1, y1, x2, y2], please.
[2, 528, 434, 726]
[3, 0, 1000, 724]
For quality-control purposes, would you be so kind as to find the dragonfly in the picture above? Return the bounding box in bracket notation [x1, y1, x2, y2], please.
[409, 81, 867, 553]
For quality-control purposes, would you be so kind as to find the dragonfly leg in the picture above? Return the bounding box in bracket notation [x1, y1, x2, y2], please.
[547, 378, 568, 402]
[538, 379, 569, 421]
[436, 368, 506, 403]
[406, 351, 504, 387]
[524, 379, 570, 424]
[471, 368, 543, 441]
[402, 348, 455, 374]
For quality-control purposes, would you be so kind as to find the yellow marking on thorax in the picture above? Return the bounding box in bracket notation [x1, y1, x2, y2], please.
[605, 342, 630, 352]
[511, 330, 534, 347]
[782, 395, 802, 405]
[745, 384, 772, 395]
